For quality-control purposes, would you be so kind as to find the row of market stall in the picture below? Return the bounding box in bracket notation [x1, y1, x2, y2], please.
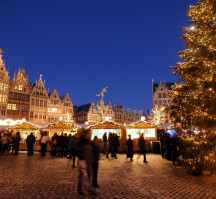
[0, 116, 164, 153]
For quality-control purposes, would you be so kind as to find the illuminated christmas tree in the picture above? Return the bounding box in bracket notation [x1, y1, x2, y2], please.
[150, 105, 166, 126]
[169, 0, 216, 175]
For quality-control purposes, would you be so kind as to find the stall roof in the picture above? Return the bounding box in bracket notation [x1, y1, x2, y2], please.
[88, 121, 125, 129]
[44, 122, 82, 129]
[11, 122, 41, 130]
[127, 121, 157, 128]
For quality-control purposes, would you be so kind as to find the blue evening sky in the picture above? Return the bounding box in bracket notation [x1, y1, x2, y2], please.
[0, 0, 197, 112]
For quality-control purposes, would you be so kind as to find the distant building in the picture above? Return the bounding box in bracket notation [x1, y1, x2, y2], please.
[152, 79, 174, 108]
[152, 79, 175, 123]
[74, 100, 142, 125]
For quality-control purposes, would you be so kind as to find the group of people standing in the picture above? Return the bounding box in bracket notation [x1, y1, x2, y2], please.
[0, 131, 36, 157]
[103, 132, 120, 159]
[0, 131, 22, 156]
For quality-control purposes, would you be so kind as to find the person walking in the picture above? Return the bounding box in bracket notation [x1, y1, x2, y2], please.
[138, 133, 148, 163]
[69, 133, 79, 168]
[126, 134, 134, 162]
[106, 132, 113, 158]
[102, 132, 108, 154]
[13, 132, 21, 156]
[92, 136, 100, 188]
[77, 129, 93, 196]
[26, 132, 36, 156]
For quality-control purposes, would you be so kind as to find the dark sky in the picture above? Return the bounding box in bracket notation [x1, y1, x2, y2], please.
[0, 0, 197, 112]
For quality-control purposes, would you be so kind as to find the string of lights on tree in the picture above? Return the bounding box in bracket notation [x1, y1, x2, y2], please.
[168, 0, 216, 175]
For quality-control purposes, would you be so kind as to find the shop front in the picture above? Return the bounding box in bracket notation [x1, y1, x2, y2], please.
[87, 120, 126, 152]
[126, 120, 159, 153]
[10, 122, 42, 151]
[43, 122, 83, 137]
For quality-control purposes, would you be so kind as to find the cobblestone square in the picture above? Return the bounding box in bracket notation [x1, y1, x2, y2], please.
[0, 153, 216, 199]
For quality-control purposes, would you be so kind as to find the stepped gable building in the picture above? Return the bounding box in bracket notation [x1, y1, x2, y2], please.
[47, 88, 73, 123]
[152, 80, 174, 108]
[0, 49, 74, 123]
[0, 49, 10, 116]
[7, 67, 32, 120]
[30, 74, 49, 123]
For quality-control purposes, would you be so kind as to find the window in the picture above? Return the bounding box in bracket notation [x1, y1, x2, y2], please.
[158, 93, 162, 98]
[163, 93, 166, 98]
[0, 83, 8, 91]
[0, 94, 7, 102]
[40, 100, 43, 106]
[31, 98, 35, 105]
[36, 99, 39, 106]
[7, 103, 17, 110]
[18, 85, 23, 90]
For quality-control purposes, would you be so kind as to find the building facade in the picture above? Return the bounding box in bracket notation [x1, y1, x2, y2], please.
[74, 100, 142, 125]
[0, 49, 10, 116]
[0, 49, 74, 123]
[152, 79, 175, 124]
[152, 80, 174, 108]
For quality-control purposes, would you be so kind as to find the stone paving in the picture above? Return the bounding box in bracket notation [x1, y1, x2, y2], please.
[0, 152, 216, 199]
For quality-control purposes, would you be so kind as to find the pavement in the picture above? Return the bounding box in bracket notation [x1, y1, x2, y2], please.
[0, 152, 216, 199]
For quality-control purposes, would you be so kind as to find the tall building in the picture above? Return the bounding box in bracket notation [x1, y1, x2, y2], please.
[7, 67, 31, 120]
[0, 49, 10, 116]
[30, 74, 49, 123]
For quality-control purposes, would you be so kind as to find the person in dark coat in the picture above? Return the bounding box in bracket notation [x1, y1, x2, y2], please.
[26, 132, 36, 156]
[102, 132, 108, 154]
[13, 132, 21, 155]
[138, 133, 148, 163]
[69, 133, 79, 168]
[51, 133, 58, 157]
[106, 132, 113, 158]
[77, 130, 93, 196]
[92, 136, 100, 188]
[112, 133, 120, 159]
[126, 134, 134, 162]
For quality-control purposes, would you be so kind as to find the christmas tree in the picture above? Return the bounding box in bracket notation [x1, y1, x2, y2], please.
[169, 0, 216, 175]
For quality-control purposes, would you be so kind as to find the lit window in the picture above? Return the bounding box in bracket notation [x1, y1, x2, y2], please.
[0, 94, 7, 102]
[7, 103, 17, 110]
[18, 85, 23, 90]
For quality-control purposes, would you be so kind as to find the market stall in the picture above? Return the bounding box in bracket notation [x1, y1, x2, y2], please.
[10, 121, 42, 151]
[43, 122, 83, 137]
[126, 120, 158, 153]
[0, 115, 23, 132]
[87, 120, 126, 152]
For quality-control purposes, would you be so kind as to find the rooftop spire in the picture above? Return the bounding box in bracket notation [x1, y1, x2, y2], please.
[0, 48, 3, 63]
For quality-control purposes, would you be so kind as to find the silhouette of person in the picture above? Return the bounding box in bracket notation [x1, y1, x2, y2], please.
[126, 134, 134, 161]
[77, 129, 93, 196]
[26, 132, 36, 156]
[138, 133, 148, 163]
